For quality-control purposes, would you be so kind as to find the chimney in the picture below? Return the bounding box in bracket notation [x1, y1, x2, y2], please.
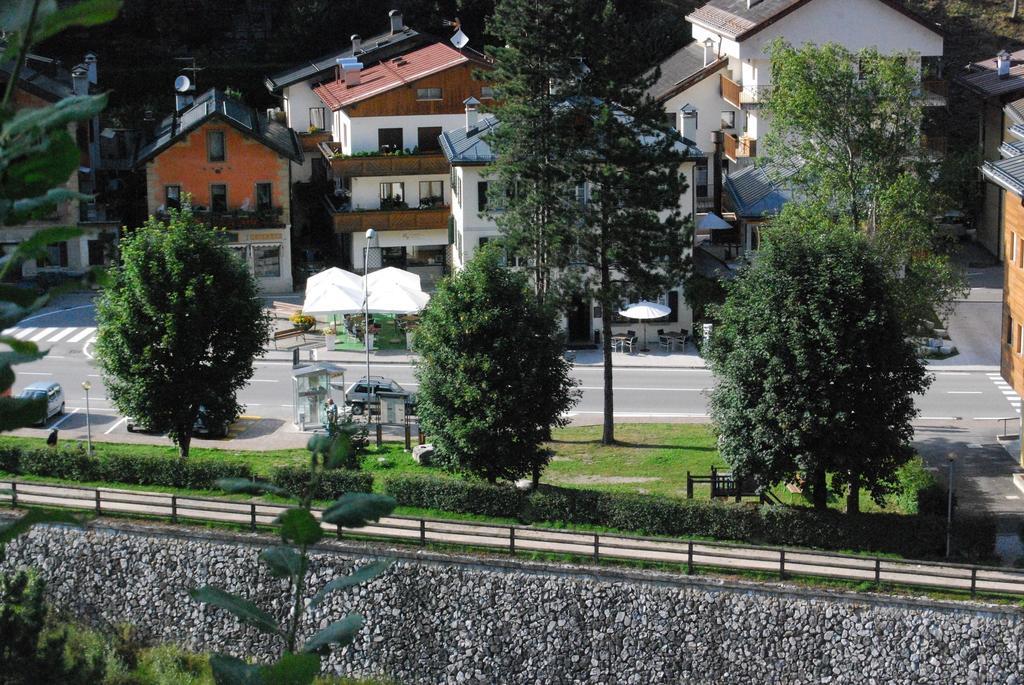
[464, 96, 480, 131]
[680, 106, 697, 143]
[711, 130, 724, 217]
[342, 58, 362, 87]
[746, 0, 763, 7]
[703, 38, 716, 67]
[71, 64, 89, 96]
[83, 52, 97, 84]
[351, 34, 361, 54]
[389, 9, 403, 34]
[998, 50, 1012, 79]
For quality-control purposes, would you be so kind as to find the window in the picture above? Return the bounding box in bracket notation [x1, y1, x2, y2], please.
[416, 87, 442, 101]
[1017, 323, 1023, 356]
[377, 127, 403, 152]
[418, 180, 443, 208]
[253, 245, 281, 278]
[1009, 315, 1015, 346]
[255, 183, 273, 211]
[1019, 235, 1024, 269]
[379, 182, 405, 209]
[165, 185, 181, 210]
[695, 161, 709, 198]
[417, 126, 442, 152]
[87, 240, 105, 267]
[480, 86, 495, 100]
[43, 241, 68, 268]
[478, 181, 489, 212]
[574, 183, 587, 206]
[721, 111, 736, 129]
[207, 130, 225, 162]
[406, 245, 446, 267]
[450, 168, 459, 199]
[308, 107, 326, 131]
[210, 184, 227, 213]
[341, 122, 348, 147]
[665, 113, 677, 131]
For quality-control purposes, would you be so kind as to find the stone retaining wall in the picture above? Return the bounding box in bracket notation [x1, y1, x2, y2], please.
[3, 520, 1024, 684]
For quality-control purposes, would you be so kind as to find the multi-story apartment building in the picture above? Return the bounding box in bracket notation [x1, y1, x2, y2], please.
[959, 49, 1024, 259]
[0, 51, 132, 280]
[440, 101, 703, 344]
[648, 0, 945, 253]
[307, 41, 492, 290]
[134, 88, 303, 292]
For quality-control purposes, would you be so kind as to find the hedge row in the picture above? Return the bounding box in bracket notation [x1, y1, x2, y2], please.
[382, 474, 996, 561]
[270, 465, 374, 498]
[0, 446, 253, 491]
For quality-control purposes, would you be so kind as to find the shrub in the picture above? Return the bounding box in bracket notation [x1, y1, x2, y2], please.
[271, 465, 373, 499]
[0, 446, 251, 490]
[383, 474, 525, 519]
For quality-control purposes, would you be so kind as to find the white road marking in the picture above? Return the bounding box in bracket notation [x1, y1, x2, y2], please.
[48, 408, 79, 429]
[918, 416, 960, 421]
[104, 416, 128, 434]
[578, 386, 708, 391]
[1007, 495, 1021, 501]
[68, 327, 96, 343]
[28, 328, 53, 342]
[947, 391, 982, 394]
[18, 303, 94, 323]
[12, 328, 36, 339]
[567, 411, 711, 418]
[935, 372, 970, 376]
[20, 372, 53, 376]
[248, 379, 279, 383]
[46, 327, 77, 342]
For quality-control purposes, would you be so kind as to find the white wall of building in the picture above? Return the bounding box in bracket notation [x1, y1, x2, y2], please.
[349, 173, 450, 210]
[346, 114, 467, 153]
[284, 81, 332, 134]
[352, 228, 449, 270]
[451, 165, 500, 269]
[662, 71, 737, 150]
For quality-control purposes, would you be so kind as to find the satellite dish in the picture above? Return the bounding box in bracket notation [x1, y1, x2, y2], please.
[174, 75, 191, 93]
[450, 29, 469, 49]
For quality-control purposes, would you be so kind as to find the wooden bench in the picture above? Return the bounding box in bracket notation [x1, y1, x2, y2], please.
[271, 328, 307, 349]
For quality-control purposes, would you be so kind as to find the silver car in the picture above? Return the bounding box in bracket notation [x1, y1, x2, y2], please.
[18, 381, 64, 425]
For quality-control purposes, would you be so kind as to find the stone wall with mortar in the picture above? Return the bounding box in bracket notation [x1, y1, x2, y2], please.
[3, 520, 1024, 684]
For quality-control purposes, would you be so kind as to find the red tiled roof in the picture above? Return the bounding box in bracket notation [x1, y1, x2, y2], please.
[314, 43, 470, 110]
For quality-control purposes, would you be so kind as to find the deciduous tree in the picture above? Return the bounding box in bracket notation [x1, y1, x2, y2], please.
[706, 227, 931, 512]
[95, 208, 271, 459]
[414, 244, 579, 484]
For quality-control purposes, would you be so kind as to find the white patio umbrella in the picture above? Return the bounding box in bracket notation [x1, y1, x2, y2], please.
[301, 281, 363, 316]
[306, 266, 363, 295]
[618, 300, 671, 352]
[366, 282, 430, 314]
[366, 266, 422, 293]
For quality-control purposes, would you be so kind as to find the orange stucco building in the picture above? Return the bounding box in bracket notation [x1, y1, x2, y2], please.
[136, 89, 303, 291]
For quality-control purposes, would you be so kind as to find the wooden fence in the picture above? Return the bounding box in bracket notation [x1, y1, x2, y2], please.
[3, 479, 1023, 598]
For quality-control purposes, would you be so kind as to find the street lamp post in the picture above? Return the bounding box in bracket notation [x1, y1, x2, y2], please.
[946, 452, 956, 558]
[364, 228, 377, 422]
[81, 380, 92, 455]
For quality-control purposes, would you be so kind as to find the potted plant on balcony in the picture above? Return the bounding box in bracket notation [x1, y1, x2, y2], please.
[419, 195, 444, 209]
[380, 197, 408, 211]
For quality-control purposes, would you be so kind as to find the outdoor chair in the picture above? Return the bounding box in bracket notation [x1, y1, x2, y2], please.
[623, 335, 638, 353]
[659, 335, 672, 352]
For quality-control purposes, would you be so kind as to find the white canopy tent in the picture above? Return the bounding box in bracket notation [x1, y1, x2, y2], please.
[302, 266, 430, 316]
[618, 300, 671, 352]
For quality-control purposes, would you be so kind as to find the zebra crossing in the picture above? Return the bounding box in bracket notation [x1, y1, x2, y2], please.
[986, 372, 1022, 414]
[1, 326, 97, 346]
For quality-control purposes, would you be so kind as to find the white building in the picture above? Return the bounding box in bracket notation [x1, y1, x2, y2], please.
[648, 0, 945, 252]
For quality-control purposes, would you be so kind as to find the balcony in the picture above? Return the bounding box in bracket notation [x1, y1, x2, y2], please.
[920, 79, 947, 107]
[327, 202, 450, 234]
[160, 206, 285, 230]
[723, 133, 757, 162]
[298, 130, 331, 153]
[319, 141, 450, 178]
[721, 74, 742, 109]
[920, 134, 947, 157]
[739, 85, 772, 107]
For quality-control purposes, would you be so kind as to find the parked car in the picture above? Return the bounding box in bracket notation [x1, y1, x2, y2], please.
[18, 382, 64, 425]
[345, 376, 415, 416]
[127, 405, 232, 438]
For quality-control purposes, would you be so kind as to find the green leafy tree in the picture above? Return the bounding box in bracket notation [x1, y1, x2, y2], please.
[485, 0, 587, 304]
[567, 1, 692, 445]
[706, 227, 931, 512]
[414, 244, 579, 485]
[95, 207, 271, 459]
[764, 40, 966, 328]
[191, 436, 397, 685]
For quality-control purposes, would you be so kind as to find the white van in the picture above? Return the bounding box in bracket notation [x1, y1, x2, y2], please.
[19, 382, 65, 425]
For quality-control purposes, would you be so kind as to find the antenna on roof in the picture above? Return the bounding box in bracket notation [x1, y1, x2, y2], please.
[174, 56, 204, 91]
[445, 17, 469, 49]
[174, 75, 191, 93]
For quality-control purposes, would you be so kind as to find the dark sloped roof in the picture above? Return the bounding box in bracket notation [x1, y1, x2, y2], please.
[724, 163, 795, 218]
[135, 88, 303, 165]
[687, 0, 940, 42]
[956, 49, 1024, 99]
[1007, 98, 1024, 125]
[983, 155, 1024, 198]
[264, 27, 434, 93]
[439, 113, 499, 165]
[0, 55, 73, 102]
[645, 42, 728, 103]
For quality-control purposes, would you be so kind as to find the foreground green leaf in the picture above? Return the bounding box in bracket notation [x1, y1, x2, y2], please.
[216, 478, 290, 497]
[209, 654, 263, 685]
[189, 586, 281, 636]
[260, 546, 306, 579]
[277, 509, 322, 546]
[321, 494, 395, 528]
[307, 560, 394, 611]
[302, 614, 364, 653]
[36, 0, 121, 43]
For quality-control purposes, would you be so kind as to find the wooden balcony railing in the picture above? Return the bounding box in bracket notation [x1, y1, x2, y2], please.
[721, 74, 742, 109]
[319, 142, 450, 178]
[723, 133, 757, 162]
[329, 205, 450, 233]
[298, 130, 331, 152]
